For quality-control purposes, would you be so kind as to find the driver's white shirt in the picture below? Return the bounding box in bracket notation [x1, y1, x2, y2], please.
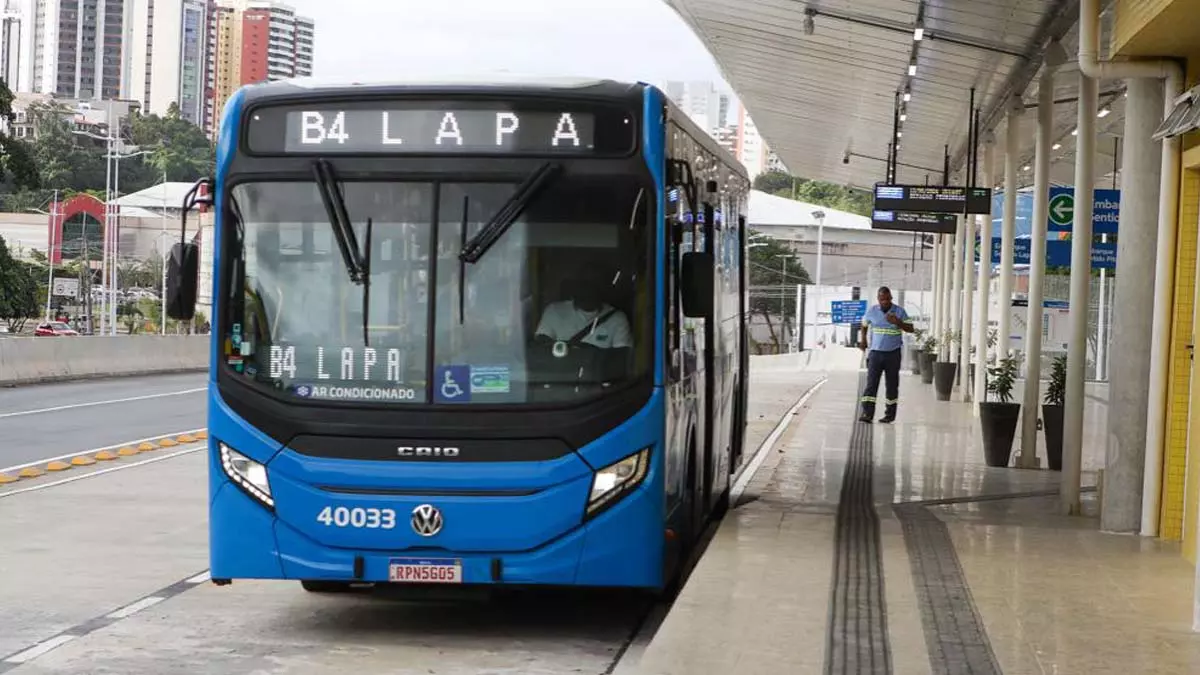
[535, 301, 633, 349]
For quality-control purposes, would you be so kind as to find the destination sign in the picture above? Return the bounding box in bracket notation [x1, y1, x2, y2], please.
[245, 100, 637, 156]
[873, 184, 992, 215]
[871, 210, 958, 234]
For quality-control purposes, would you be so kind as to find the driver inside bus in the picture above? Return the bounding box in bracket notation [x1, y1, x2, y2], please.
[534, 264, 632, 351]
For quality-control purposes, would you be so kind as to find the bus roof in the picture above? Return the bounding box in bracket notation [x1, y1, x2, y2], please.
[237, 75, 655, 105]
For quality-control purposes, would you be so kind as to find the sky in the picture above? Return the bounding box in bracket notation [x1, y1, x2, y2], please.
[285, 0, 730, 90]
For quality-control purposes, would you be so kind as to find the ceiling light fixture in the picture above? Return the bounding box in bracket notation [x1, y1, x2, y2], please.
[913, 27, 924, 41]
[908, 64, 917, 76]
[903, 91, 911, 102]
[1052, 142, 1062, 150]
[900, 113, 907, 122]
[1097, 107, 1111, 118]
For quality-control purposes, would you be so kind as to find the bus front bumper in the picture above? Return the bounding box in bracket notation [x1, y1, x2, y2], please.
[209, 476, 666, 589]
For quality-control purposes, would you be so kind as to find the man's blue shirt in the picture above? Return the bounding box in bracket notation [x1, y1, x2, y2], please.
[862, 304, 908, 352]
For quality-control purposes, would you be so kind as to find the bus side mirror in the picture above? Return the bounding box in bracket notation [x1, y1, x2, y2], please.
[166, 241, 200, 321]
[681, 251, 713, 319]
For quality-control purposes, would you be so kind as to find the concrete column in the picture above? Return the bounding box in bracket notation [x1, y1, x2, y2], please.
[1103, 77, 1164, 532]
[940, 233, 955, 360]
[950, 216, 964, 363]
[1062, 72, 1098, 515]
[960, 211, 975, 401]
[1018, 68, 1055, 469]
[997, 102, 1022, 359]
[974, 139, 996, 407]
[934, 236, 945, 341]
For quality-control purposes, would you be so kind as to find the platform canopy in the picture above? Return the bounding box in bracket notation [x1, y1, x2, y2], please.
[664, 0, 1130, 191]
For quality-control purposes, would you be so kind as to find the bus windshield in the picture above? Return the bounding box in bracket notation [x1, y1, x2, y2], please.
[223, 174, 653, 406]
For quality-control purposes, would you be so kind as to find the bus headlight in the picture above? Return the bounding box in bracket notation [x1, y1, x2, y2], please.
[586, 448, 650, 516]
[220, 443, 274, 509]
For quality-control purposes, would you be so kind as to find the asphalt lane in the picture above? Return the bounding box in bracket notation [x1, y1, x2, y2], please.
[0, 373, 207, 469]
[0, 364, 824, 674]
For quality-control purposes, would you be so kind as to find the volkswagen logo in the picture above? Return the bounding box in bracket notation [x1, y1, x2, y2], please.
[410, 504, 444, 537]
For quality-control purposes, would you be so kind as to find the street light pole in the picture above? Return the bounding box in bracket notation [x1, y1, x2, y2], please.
[45, 189, 58, 322]
[100, 129, 113, 335]
[160, 172, 168, 334]
[110, 141, 123, 335]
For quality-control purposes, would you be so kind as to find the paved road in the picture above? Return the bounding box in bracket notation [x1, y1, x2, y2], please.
[0, 366, 822, 674]
[0, 373, 206, 469]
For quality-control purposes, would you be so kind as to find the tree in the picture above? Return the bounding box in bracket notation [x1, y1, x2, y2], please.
[0, 235, 39, 330]
[753, 169, 874, 217]
[748, 230, 811, 351]
[0, 79, 39, 192]
[753, 170, 795, 195]
[27, 101, 109, 192]
[130, 105, 215, 184]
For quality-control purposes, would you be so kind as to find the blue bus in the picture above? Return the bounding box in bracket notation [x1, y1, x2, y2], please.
[165, 77, 752, 592]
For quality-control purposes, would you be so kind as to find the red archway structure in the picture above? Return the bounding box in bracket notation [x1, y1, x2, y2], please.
[48, 193, 107, 265]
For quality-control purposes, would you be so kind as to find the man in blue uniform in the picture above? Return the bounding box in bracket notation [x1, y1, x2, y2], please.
[857, 286, 914, 424]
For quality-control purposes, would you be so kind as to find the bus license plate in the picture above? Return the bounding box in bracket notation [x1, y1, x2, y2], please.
[388, 557, 463, 584]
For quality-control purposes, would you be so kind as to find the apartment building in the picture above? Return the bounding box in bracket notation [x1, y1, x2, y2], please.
[127, 0, 213, 127]
[21, 0, 127, 100]
[3, 0, 311, 136]
[207, 0, 312, 136]
[0, 0, 20, 88]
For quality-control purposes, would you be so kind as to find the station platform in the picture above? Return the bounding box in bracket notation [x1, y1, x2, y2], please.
[629, 349, 1200, 675]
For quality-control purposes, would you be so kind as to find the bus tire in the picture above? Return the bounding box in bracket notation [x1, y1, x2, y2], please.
[300, 580, 353, 593]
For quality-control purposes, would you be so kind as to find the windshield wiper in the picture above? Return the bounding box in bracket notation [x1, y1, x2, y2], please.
[459, 161, 561, 264]
[312, 160, 373, 345]
[361, 218, 373, 346]
[312, 160, 368, 284]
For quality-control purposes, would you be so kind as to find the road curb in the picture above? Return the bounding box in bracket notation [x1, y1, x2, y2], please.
[0, 429, 208, 485]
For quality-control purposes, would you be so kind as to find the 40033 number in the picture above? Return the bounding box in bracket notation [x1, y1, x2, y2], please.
[316, 506, 397, 529]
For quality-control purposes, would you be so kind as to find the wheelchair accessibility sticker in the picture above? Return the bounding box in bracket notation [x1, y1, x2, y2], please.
[435, 365, 471, 403]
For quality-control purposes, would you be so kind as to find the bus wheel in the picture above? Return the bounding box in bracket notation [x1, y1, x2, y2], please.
[300, 580, 353, 593]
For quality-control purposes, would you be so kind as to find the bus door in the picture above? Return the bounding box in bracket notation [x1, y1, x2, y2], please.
[666, 160, 703, 534]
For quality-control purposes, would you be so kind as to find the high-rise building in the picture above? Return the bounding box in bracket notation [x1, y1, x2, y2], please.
[128, 0, 213, 127]
[736, 103, 769, 180]
[206, 0, 312, 136]
[0, 0, 21, 89]
[22, 0, 127, 99]
[663, 80, 725, 134]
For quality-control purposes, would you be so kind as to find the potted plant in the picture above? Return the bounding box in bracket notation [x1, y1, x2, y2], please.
[910, 328, 926, 376]
[1041, 354, 1067, 471]
[933, 329, 960, 401]
[968, 328, 999, 390]
[980, 357, 1021, 467]
[920, 334, 937, 384]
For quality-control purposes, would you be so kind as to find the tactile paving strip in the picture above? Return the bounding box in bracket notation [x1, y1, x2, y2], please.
[824, 376, 892, 675]
[893, 502, 1003, 674]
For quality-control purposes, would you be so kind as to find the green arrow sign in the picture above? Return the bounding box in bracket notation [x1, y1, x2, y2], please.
[1048, 192, 1074, 227]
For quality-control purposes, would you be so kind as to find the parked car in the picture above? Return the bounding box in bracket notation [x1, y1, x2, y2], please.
[35, 321, 79, 336]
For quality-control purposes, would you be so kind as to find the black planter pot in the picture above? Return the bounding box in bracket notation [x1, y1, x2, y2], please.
[933, 362, 957, 401]
[968, 363, 976, 390]
[911, 349, 924, 375]
[920, 352, 936, 384]
[979, 402, 1021, 467]
[1042, 404, 1064, 471]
